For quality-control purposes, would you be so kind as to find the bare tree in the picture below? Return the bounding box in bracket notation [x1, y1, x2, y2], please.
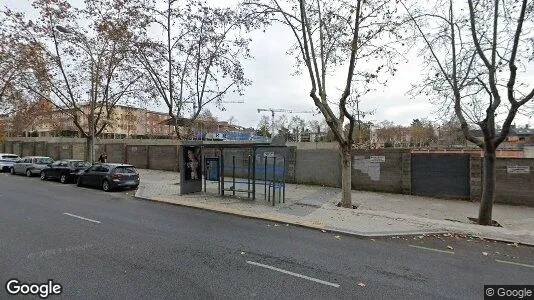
[410, 118, 437, 147]
[375, 120, 410, 148]
[1, 0, 148, 161]
[403, 0, 534, 224]
[288, 115, 306, 141]
[246, 0, 405, 207]
[437, 115, 468, 147]
[133, 0, 261, 138]
[257, 115, 271, 137]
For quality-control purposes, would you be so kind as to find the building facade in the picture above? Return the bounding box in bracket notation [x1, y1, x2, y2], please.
[1, 104, 174, 138]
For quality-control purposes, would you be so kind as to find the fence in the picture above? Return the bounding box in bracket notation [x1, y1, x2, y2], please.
[1, 138, 179, 172]
[1, 138, 533, 206]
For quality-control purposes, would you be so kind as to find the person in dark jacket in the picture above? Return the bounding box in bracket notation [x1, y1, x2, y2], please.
[98, 152, 108, 163]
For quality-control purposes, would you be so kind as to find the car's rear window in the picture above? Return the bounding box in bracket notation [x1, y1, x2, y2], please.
[113, 166, 137, 174]
[35, 158, 53, 164]
[71, 161, 91, 168]
[1, 155, 18, 159]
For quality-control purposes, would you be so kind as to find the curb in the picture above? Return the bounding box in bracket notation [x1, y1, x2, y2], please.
[133, 194, 455, 239]
[133, 194, 534, 246]
[134, 195, 326, 230]
[324, 226, 449, 238]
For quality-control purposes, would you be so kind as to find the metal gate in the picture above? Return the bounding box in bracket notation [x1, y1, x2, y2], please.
[411, 153, 470, 199]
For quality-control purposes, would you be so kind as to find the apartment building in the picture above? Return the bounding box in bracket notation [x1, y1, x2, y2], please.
[2, 103, 174, 138]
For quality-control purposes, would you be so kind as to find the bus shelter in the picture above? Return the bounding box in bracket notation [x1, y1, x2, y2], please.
[179, 142, 291, 206]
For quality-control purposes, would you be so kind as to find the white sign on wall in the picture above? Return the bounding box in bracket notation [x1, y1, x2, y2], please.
[507, 166, 530, 174]
[369, 156, 386, 163]
[263, 152, 275, 157]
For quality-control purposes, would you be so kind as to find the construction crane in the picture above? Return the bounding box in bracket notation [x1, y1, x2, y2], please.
[219, 100, 245, 111]
[257, 108, 316, 138]
[186, 100, 244, 111]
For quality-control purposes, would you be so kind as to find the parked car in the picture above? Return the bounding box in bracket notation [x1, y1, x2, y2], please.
[76, 163, 139, 192]
[11, 156, 54, 177]
[40, 159, 92, 183]
[0, 153, 20, 172]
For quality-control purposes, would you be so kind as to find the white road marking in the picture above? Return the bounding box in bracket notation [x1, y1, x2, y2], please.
[246, 260, 340, 288]
[409, 245, 455, 254]
[496, 259, 534, 269]
[63, 213, 101, 224]
[27, 243, 95, 259]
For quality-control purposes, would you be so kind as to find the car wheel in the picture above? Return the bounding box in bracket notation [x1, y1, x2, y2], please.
[26, 169, 32, 177]
[10, 167, 15, 175]
[76, 177, 83, 187]
[40, 171, 47, 180]
[102, 180, 111, 192]
[60, 174, 68, 184]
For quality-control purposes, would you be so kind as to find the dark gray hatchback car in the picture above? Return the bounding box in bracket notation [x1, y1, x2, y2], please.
[76, 163, 139, 192]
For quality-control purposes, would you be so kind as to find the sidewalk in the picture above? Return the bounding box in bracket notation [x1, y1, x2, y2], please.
[134, 169, 534, 246]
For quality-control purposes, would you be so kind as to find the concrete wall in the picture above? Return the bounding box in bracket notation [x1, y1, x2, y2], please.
[286, 142, 339, 150]
[104, 144, 126, 163]
[1, 137, 533, 207]
[148, 145, 179, 171]
[59, 144, 73, 159]
[46, 143, 59, 160]
[35, 142, 47, 157]
[0, 138, 180, 172]
[471, 157, 534, 206]
[351, 149, 411, 194]
[295, 148, 341, 187]
[21, 142, 35, 157]
[294, 148, 411, 193]
[126, 145, 149, 169]
[524, 146, 534, 158]
[72, 143, 85, 160]
[13, 142, 21, 156]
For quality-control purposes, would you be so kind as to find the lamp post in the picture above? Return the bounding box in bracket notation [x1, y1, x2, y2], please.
[55, 26, 96, 162]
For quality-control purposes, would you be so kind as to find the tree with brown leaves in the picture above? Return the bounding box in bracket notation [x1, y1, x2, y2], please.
[1, 0, 149, 161]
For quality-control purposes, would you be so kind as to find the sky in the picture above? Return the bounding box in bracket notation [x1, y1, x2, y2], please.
[2, 0, 532, 129]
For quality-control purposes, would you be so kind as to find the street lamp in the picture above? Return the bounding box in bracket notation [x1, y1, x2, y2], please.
[55, 26, 96, 162]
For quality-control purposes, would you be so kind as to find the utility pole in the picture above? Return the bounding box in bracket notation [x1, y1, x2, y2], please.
[350, 95, 375, 147]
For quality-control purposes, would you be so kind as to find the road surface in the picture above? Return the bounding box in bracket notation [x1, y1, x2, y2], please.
[1, 172, 533, 299]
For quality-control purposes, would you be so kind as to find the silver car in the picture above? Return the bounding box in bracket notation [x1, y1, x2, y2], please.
[11, 156, 54, 177]
[0, 153, 20, 172]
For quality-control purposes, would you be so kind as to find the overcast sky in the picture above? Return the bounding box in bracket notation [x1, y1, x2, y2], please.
[2, 0, 532, 129]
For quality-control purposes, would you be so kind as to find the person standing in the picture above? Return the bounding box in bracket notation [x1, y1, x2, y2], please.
[98, 152, 108, 163]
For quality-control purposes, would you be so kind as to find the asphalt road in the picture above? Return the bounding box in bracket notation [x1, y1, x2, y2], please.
[1, 172, 533, 299]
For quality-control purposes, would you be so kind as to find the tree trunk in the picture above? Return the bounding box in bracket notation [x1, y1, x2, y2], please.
[86, 135, 95, 163]
[340, 145, 352, 208]
[478, 146, 496, 225]
[173, 124, 182, 140]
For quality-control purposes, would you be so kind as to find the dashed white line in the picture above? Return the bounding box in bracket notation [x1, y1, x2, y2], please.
[495, 259, 534, 269]
[409, 245, 455, 254]
[63, 213, 101, 224]
[246, 260, 340, 288]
